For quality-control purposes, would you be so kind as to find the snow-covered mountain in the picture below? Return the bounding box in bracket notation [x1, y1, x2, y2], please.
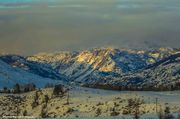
[0, 47, 179, 89]
[0, 55, 67, 81]
[27, 48, 178, 81]
[100, 53, 180, 88]
[0, 59, 61, 88]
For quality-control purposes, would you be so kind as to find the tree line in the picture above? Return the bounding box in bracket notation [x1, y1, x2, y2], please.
[82, 82, 180, 91]
[0, 83, 36, 94]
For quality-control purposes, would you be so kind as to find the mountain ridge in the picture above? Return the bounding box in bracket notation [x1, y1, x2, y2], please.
[0, 47, 179, 90]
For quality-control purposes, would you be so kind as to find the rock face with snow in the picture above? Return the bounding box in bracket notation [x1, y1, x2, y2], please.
[26, 48, 179, 88]
[103, 53, 180, 88]
[0, 48, 179, 89]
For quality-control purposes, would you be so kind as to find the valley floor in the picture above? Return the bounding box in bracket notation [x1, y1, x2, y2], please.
[0, 87, 180, 119]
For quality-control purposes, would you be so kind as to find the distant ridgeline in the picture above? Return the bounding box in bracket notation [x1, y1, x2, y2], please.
[0, 48, 180, 91]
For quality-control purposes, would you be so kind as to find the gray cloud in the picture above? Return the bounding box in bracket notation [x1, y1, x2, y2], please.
[0, 0, 180, 55]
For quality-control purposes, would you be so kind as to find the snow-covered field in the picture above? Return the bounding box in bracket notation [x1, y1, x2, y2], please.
[72, 87, 180, 104]
[67, 87, 180, 118]
[1, 87, 179, 119]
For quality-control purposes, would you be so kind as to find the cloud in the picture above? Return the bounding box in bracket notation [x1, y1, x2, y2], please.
[0, 0, 180, 55]
[116, 4, 141, 9]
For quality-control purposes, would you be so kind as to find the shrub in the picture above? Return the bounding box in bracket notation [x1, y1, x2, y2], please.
[53, 84, 65, 97]
[122, 98, 143, 119]
[164, 106, 174, 119]
[95, 108, 101, 117]
[66, 107, 74, 114]
[2, 87, 11, 93]
[24, 83, 36, 92]
[110, 108, 119, 116]
[23, 110, 28, 116]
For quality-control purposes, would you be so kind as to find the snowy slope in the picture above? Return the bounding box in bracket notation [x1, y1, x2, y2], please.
[0, 59, 61, 88]
[0, 55, 67, 81]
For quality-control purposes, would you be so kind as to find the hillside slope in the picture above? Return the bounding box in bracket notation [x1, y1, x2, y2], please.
[0, 60, 61, 88]
[0, 55, 67, 81]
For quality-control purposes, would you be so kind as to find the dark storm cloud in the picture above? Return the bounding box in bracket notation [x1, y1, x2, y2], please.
[0, 0, 180, 55]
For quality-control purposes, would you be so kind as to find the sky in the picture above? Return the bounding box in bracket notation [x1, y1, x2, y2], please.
[0, 0, 180, 55]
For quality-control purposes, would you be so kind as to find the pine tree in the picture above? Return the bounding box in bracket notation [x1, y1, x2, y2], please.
[44, 95, 49, 106]
[14, 83, 20, 94]
[31, 91, 39, 108]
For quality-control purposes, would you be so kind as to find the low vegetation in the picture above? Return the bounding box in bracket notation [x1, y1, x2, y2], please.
[0, 86, 179, 118]
[83, 82, 180, 91]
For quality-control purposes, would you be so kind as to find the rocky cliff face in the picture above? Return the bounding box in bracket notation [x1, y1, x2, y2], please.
[25, 48, 179, 88]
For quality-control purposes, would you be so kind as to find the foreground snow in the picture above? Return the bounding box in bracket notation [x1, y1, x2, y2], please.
[0, 87, 179, 118]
